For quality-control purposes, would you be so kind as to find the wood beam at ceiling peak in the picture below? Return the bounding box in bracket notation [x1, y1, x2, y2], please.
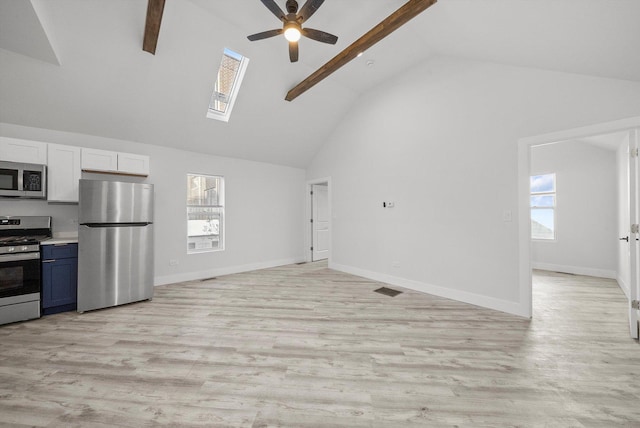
[143, 0, 165, 55]
[285, 0, 437, 102]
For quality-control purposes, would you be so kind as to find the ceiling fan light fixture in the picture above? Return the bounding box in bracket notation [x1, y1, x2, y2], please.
[247, 0, 338, 63]
[284, 23, 301, 42]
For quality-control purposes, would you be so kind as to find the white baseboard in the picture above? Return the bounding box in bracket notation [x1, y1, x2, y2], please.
[329, 262, 528, 317]
[616, 274, 630, 299]
[531, 262, 616, 279]
[154, 257, 305, 286]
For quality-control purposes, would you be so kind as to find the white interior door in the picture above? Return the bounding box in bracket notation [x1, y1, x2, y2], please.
[629, 129, 640, 339]
[312, 184, 329, 261]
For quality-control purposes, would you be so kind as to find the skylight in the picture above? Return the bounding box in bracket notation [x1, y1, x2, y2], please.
[207, 48, 249, 122]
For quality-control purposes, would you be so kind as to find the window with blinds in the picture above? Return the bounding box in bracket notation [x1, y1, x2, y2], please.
[207, 48, 249, 122]
[530, 173, 556, 240]
[187, 174, 224, 253]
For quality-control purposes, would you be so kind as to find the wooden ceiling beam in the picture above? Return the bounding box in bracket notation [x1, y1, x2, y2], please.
[143, 0, 166, 55]
[285, 0, 437, 102]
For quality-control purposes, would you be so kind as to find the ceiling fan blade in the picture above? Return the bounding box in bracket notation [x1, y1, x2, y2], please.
[289, 41, 299, 62]
[297, 0, 324, 23]
[247, 28, 283, 41]
[260, 0, 286, 21]
[301, 28, 338, 45]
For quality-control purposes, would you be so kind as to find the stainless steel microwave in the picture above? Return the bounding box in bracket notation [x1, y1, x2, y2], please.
[0, 161, 47, 199]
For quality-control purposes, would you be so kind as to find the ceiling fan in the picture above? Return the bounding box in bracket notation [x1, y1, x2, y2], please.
[247, 0, 338, 63]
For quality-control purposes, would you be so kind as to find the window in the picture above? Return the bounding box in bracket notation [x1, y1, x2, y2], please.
[206, 48, 249, 122]
[530, 173, 556, 240]
[187, 174, 224, 253]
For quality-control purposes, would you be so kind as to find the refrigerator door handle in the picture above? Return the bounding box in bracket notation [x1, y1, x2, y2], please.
[82, 223, 152, 228]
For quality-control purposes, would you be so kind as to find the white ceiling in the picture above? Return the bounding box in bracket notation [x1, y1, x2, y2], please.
[1, 0, 639, 168]
[0, 0, 58, 65]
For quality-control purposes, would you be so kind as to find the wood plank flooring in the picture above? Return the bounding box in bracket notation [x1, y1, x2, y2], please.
[1, 263, 638, 427]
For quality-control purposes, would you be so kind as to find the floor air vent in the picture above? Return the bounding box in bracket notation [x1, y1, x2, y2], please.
[374, 287, 403, 297]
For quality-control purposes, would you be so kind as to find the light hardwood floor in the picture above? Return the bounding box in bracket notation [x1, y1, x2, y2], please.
[1, 263, 638, 427]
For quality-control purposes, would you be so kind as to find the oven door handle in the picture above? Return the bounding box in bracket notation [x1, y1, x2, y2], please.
[0, 252, 40, 262]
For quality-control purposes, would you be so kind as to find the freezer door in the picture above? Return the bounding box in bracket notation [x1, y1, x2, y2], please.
[79, 180, 154, 224]
[77, 224, 154, 312]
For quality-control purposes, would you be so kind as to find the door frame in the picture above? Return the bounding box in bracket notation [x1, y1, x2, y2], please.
[517, 116, 640, 319]
[628, 129, 639, 338]
[305, 177, 332, 263]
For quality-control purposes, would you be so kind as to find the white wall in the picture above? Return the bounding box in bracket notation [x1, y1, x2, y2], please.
[307, 56, 640, 316]
[530, 141, 617, 278]
[0, 123, 306, 285]
[617, 135, 631, 296]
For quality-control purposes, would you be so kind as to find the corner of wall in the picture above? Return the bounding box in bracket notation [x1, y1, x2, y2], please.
[154, 257, 306, 286]
[616, 274, 630, 299]
[329, 262, 529, 318]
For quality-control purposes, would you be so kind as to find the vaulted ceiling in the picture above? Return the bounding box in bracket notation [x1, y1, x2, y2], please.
[1, 0, 639, 168]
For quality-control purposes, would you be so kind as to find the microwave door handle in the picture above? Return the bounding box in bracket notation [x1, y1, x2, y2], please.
[18, 167, 24, 192]
[0, 252, 40, 262]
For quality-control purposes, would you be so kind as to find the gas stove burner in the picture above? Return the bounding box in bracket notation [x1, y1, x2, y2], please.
[0, 216, 52, 251]
[0, 235, 50, 245]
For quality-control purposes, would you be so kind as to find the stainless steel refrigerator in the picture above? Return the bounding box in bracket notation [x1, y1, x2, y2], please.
[78, 179, 154, 312]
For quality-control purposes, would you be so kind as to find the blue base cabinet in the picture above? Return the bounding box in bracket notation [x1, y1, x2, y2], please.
[41, 243, 78, 315]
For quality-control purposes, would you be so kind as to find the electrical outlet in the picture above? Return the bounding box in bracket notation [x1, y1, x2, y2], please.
[503, 210, 512, 222]
[391, 261, 400, 268]
[170, 259, 179, 266]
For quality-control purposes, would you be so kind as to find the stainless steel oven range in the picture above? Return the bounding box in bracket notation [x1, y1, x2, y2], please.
[0, 216, 52, 326]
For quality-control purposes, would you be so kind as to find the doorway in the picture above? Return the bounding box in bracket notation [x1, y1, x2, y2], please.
[529, 134, 622, 279]
[518, 117, 640, 339]
[306, 178, 331, 262]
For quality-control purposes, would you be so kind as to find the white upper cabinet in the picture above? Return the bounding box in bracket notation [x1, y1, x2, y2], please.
[48, 144, 81, 203]
[117, 152, 149, 176]
[0, 137, 48, 164]
[81, 148, 149, 176]
[0, 140, 149, 200]
[81, 148, 118, 172]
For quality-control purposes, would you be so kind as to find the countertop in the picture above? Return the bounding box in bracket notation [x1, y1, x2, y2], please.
[41, 235, 78, 245]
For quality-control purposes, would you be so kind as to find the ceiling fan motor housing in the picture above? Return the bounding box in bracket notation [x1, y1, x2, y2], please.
[286, 0, 298, 14]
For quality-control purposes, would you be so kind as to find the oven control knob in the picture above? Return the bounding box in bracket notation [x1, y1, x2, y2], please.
[7, 247, 15, 252]
[21, 246, 28, 251]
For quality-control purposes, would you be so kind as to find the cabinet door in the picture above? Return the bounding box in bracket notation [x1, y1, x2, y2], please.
[42, 257, 78, 308]
[48, 144, 81, 202]
[0, 137, 48, 164]
[42, 243, 78, 260]
[81, 148, 118, 172]
[118, 153, 149, 176]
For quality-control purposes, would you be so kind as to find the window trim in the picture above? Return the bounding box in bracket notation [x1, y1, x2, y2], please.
[187, 173, 225, 254]
[206, 48, 249, 123]
[530, 173, 556, 241]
